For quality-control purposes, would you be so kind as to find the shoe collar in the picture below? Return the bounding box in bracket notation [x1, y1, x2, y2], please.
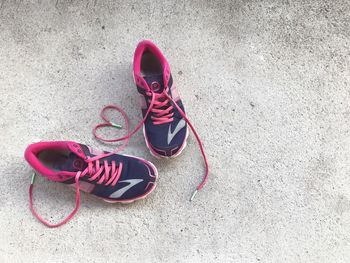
[133, 40, 171, 90]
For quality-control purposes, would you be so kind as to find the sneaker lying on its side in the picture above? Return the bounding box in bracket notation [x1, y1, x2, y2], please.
[25, 141, 157, 227]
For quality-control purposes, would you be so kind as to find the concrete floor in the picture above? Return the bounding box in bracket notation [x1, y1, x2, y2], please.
[0, 0, 350, 262]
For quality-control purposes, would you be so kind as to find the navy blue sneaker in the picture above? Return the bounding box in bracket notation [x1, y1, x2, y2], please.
[25, 141, 157, 227]
[92, 40, 209, 201]
[133, 40, 189, 158]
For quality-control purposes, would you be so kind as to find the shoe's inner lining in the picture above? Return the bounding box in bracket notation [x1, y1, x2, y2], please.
[141, 50, 162, 76]
[38, 150, 70, 172]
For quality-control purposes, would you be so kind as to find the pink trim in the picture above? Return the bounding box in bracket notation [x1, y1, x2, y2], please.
[133, 40, 171, 89]
[24, 141, 75, 181]
[145, 181, 156, 191]
[67, 142, 86, 159]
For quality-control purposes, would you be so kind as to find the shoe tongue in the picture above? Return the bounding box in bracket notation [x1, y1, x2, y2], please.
[143, 74, 164, 93]
[55, 153, 87, 173]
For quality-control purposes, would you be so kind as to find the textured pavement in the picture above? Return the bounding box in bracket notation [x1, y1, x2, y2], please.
[0, 1, 350, 262]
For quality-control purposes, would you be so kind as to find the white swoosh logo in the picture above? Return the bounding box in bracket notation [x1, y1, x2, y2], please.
[109, 179, 143, 198]
[167, 119, 186, 145]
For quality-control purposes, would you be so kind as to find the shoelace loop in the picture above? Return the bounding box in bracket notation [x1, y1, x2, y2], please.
[145, 90, 174, 125]
[29, 160, 123, 228]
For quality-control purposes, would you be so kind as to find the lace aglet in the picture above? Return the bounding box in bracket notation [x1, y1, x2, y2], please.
[190, 189, 198, 201]
[31, 172, 37, 185]
[110, 122, 122, 129]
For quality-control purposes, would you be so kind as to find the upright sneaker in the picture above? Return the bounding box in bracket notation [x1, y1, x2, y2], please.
[25, 141, 157, 227]
[93, 40, 209, 200]
[133, 40, 188, 158]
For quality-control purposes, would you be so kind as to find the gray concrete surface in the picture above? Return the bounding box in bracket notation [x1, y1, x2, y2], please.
[0, 0, 350, 262]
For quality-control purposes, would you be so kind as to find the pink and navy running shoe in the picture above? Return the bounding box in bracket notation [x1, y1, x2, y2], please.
[25, 141, 157, 227]
[93, 40, 209, 200]
[133, 40, 188, 158]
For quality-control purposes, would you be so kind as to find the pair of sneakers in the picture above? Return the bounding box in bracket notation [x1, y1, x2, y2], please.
[24, 40, 209, 228]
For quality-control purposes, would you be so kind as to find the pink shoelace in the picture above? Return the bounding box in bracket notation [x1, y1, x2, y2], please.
[147, 91, 174, 124]
[29, 88, 209, 227]
[29, 159, 122, 228]
[93, 88, 209, 200]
